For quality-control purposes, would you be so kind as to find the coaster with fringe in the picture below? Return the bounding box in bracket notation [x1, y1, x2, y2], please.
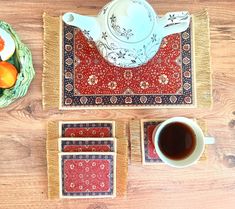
[130, 119, 208, 165]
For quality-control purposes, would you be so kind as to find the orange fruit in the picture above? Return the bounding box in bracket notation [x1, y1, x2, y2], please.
[0, 61, 18, 89]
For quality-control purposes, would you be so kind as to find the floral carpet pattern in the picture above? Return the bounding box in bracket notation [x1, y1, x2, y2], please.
[61, 22, 194, 108]
[60, 153, 116, 197]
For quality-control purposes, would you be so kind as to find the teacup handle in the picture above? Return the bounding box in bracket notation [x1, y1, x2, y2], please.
[159, 11, 190, 37]
[204, 137, 215, 144]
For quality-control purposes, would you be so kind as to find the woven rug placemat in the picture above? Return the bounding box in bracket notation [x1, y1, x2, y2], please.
[47, 120, 128, 199]
[130, 119, 208, 165]
[42, 10, 212, 109]
[59, 152, 116, 198]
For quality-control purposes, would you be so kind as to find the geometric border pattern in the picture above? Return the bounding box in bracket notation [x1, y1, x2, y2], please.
[61, 122, 114, 137]
[59, 138, 116, 152]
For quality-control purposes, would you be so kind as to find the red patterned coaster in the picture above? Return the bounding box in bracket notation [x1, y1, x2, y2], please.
[141, 120, 163, 164]
[58, 138, 116, 152]
[59, 121, 115, 138]
[59, 152, 116, 198]
[61, 21, 195, 109]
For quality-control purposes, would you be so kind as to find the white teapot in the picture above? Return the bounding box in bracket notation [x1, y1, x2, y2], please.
[63, 0, 190, 68]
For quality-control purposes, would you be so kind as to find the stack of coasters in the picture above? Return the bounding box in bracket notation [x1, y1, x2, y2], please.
[47, 121, 128, 199]
[130, 119, 208, 165]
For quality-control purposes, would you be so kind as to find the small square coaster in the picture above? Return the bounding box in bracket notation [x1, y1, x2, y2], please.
[141, 120, 163, 165]
[59, 152, 116, 198]
[58, 138, 116, 152]
[59, 121, 115, 138]
[140, 119, 207, 165]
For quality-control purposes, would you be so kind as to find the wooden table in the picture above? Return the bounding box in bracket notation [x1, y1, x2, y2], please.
[0, 0, 235, 209]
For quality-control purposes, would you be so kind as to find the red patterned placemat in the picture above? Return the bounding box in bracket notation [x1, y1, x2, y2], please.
[43, 10, 212, 110]
[43, 11, 212, 109]
[60, 22, 194, 109]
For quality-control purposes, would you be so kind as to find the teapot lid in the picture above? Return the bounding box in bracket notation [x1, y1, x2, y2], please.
[107, 0, 156, 44]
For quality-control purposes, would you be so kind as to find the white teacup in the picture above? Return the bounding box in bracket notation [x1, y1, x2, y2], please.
[152, 117, 215, 168]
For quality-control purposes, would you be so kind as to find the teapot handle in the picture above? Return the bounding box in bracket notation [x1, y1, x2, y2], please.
[159, 11, 190, 37]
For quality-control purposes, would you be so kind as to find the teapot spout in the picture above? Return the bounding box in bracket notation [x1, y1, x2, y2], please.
[63, 12, 101, 41]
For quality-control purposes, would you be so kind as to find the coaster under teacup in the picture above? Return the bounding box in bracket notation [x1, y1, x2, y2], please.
[130, 119, 207, 165]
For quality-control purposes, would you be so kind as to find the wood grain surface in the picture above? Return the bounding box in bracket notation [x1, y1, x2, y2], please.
[0, 0, 235, 209]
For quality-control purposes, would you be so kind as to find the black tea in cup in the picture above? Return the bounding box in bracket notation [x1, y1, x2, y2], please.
[158, 122, 196, 160]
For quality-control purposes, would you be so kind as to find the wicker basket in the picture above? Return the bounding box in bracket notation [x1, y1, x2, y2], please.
[0, 20, 35, 108]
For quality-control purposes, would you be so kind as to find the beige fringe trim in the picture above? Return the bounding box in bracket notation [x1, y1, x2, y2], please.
[115, 121, 128, 197]
[193, 10, 212, 108]
[46, 121, 59, 199]
[130, 120, 141, 164]
[196, 119, 208, 160]
[42, 13, 60, 110]
[130, 119, 208, 164]
[46, 120, 128, 199]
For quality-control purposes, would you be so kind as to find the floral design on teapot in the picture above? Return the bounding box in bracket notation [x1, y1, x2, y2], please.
[63, 0, 190, 68]
[109, 14, 134, 40]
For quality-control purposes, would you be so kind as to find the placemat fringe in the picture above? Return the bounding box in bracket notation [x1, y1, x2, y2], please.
[42, 13, 60, 110]
[193, 10, 212, 108]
